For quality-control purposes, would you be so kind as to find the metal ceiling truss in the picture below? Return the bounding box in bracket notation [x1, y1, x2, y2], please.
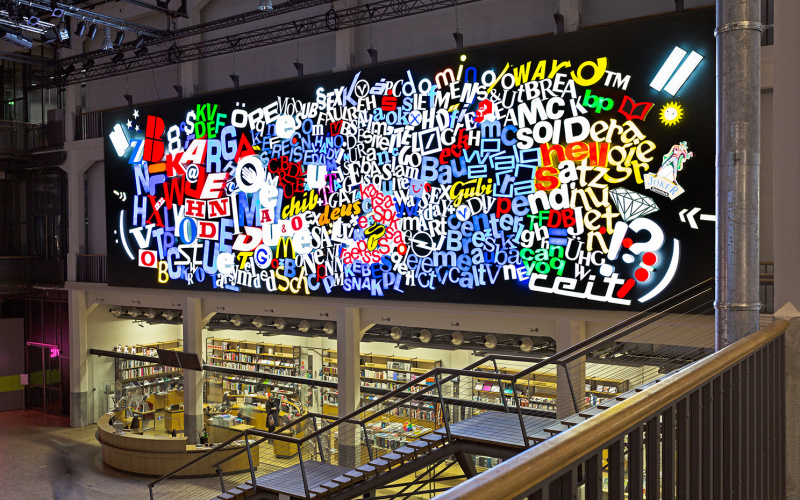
[46, 0, 486, 89]
[0, 48, 54, 65]
[12, 0, 168, 37]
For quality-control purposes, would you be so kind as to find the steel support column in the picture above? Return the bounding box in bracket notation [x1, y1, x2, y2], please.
[715, 0, 763, 348]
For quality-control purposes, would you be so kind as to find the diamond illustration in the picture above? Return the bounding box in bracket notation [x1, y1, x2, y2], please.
[609, 188, 659, 222]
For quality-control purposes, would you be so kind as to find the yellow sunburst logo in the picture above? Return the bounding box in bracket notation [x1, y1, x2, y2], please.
[659, 102, 684, 126]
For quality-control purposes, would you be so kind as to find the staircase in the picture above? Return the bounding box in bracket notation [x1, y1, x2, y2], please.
[149, 279, 715, 500]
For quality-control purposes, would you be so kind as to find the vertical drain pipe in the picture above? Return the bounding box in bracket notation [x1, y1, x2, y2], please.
[715, 0, 764, 349]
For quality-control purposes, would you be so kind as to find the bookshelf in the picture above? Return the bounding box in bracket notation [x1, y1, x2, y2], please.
[584, 377, 629, 406]
[470, 365, 557, 412]
[115, 340, 183, 400]
[320, 350, 442, 424]
[205, 338, 301, 403]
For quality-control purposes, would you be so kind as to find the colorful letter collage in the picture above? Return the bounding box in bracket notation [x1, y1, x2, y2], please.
[105, 10, 715, 310]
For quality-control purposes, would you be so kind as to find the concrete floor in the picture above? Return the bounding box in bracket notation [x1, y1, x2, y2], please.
[0, 410, 155, 500]
[0, 410, 464, 499]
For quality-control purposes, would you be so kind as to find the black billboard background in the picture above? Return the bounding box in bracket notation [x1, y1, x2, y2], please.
[104, 8, 715, 310]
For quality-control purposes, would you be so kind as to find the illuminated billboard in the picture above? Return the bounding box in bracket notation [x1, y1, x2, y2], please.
[104, 9, 714, 310]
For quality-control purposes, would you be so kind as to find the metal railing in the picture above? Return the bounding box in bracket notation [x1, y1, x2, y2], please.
[0, 120, 65, 154]
[74, 111, 104, 141]
[438, 318, 789, 500]
[76, 254, 107, 283]
[147, 279, 716, 499]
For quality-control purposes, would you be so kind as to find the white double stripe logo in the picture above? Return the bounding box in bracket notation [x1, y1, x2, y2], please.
[650, 46, 704, 96]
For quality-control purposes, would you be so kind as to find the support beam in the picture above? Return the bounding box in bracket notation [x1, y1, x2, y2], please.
[69, 290, 90, 427]
[715, 0, 762, 348]
[337, 306, 362, 468]
[183, 297, 204, 444]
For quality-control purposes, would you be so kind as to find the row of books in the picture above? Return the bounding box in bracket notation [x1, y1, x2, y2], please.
[473, 455, 503, 469]
[387, 405, 436, 421]
[119, 366, 179, 380]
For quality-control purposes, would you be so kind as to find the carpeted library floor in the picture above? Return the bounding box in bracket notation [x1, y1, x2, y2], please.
[0, 410, 154, 499]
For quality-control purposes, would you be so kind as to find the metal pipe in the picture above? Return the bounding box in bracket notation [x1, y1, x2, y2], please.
[715, 0, 763, 348]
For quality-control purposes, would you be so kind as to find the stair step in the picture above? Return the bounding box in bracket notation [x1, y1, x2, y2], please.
[235, 483, 255, 496]
[544, 423, 571, 435]
[578, 407, 605, 418]
[367, 458, 390, 473]
[393, 446, 418, 458]
[597, 399, 624, 410]
[407, 439, 432, 454]
[344, 469, 367, 482]
[216, 494, 235, 500]
[561, 415, 587, 427]
[320, 481, 341, 493]
[355, 463, 378, 478]
[227, 488, 246, 500]
[309, 486, 328, 498]
[530, 431, 553, 444]
[380, 452, 404, 465]
[422, 433, 446, 446]
[331, 475, 353, 488]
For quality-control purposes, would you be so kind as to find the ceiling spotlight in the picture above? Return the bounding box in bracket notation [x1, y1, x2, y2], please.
[518, 337, 534, 353]
[86, 24, 98, 40]
[252, 316, 268, 329]
[484, 334, 498, 349]
[162, 310, 181, 321]
[111, 51, 124, 63]
[81, 59, 95, 71]
[143, 308, 158, 319]
[134, 45, 148, 57]
[273, 318, 286, 330]
[41, 27, 59, 43]
[419, 329, 432, 344]
[297, 320, 311, 333]
[450, 331, 464, 346]
[101, 27, 113, 50]
[258, 0, 273, 10]
[109, 307, 125, 318]
[390, 326, 403, 341]
[128, 307, 142, 318]
[322, 322, 335, 335]
[75, 21, 86, 37]
[63, 63, 75, 74]
[231, 314, 245, 327]
[114, 30, 125, 46]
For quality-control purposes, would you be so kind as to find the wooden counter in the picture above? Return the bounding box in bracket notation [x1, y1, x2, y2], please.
[97, 411, 258, 477]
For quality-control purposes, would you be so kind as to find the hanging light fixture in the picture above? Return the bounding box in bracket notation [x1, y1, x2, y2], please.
[109, 307, 125, 318]
[297, 320, 311, 333]
[322, 322, 336, 335]
[128, 307, 142, 318]
[390, 326, 403, 341]
[144, 308, 158, 319]
[101, 26, 113, 50]
[258, 0, 273, 10]
[74, 21, 86, 37]
[162, 310, 181, 321]
[484, 334, 498, 349]
[231, 314, 245, 327]
[518, 337, 534, 353]
[252, 316, 268, 328]
[114, 30, 125, 46]
[273, 318, 286, 330]
[418, 329, 432, 343]
[86, 24, 98, 40]
[450, 331, 464, 346]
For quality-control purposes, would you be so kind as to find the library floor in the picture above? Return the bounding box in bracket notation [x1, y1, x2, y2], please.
[0, 410, 460, 499]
